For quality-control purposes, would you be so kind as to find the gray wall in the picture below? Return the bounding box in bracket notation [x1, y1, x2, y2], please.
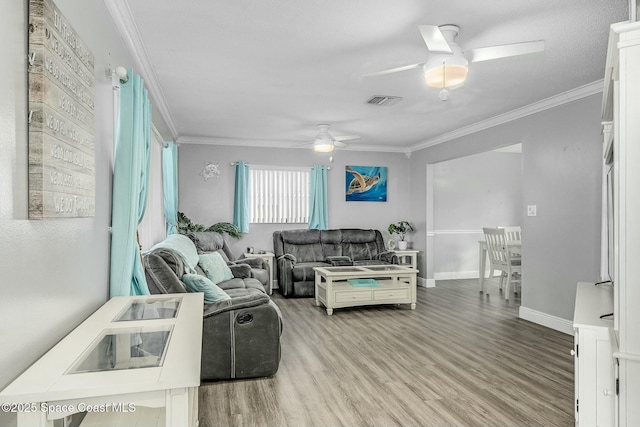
[433, 150, 522, 277]
[409, 94, 602, 321]
[0, 2, 168, 425]
[178, 144, 410, 257]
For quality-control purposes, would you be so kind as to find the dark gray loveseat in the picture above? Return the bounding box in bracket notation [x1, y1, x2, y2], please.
[273, 228, 395, 297]
[143, 234, 282, 381]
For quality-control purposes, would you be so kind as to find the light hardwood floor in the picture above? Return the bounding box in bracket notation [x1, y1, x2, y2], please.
[199, 279, 574, 427]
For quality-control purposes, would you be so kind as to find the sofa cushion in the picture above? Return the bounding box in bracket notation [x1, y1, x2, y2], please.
[320, 229, 343, 257]
[281, 229, 325, 263]
[199, 253, 234, 284]
[189, 231, 224, 251]
[229, 263, 252, 279]
[223, 287, 268, 299]
[181, 273, 231, 303]
[281, 229, 321, 244]
[216, 277, 265, 293]
[292, 262, 327, 282]
[188, 231, 233, 262]
[281, 243, 322, 263]
[341, 229, 379, 243]
[250, 268, 269, 286]
[341, 229, 383, 261]
[343, 241, 381, 261]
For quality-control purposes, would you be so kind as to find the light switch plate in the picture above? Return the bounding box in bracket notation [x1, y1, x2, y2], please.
[527, 205, 537, 216]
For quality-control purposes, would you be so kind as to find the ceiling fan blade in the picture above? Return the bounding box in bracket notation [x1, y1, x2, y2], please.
[334, 135, 360, 142]
[363, 63, 424, 77]
[468, 40, 544, 63]
[419, 25, 452, 53]
[333, 140, 349, 148]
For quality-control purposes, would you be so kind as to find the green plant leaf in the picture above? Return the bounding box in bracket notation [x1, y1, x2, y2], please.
[206, 222, 243, 239]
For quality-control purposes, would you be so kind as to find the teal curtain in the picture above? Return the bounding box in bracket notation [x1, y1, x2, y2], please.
[162, 141, 178, 235]
[110, 69, 152, 297]
[233, 161, 250, 233]
[309, 165, 328, 230]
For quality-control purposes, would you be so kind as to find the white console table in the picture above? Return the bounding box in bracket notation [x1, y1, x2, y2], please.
[0, 293, 203, 427]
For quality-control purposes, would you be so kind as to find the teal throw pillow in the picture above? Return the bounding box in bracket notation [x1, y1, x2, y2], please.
[181, 273, 231, 303]
[198, 252, 234, 285]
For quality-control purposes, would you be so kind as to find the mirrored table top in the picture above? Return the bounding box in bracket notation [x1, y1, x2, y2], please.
[67, 327, 173, 374]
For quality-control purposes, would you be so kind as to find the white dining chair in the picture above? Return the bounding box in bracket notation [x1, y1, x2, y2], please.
[483, 227, 522, 300]
[501, 226, 521, 243]
[501, 225, 522, 257]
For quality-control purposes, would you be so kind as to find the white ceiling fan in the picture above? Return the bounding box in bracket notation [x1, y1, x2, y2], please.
[311, 124, 360, 152]
[366, 25, 544, 100]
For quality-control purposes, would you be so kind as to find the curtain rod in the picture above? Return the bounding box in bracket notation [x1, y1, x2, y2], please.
[230, 162, 331, 171]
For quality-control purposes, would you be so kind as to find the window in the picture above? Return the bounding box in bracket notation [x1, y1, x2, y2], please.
[249, 166, 310, 224]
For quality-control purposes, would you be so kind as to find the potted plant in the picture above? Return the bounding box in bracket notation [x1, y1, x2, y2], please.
[388, 221, 414, 250]
[177, 211, 207, 234]
[177, 212, 243, 239]
[207, 222, 242, 240]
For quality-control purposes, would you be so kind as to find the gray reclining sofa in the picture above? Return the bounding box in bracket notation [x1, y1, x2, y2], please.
[273, 228, 395, 297]
[143, 234, 282, 381]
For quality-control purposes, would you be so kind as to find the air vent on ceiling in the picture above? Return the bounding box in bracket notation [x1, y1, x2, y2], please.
[366, 95, 403, 106]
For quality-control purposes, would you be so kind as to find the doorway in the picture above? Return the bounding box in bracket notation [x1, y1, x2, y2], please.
[424, 144, 523, 285]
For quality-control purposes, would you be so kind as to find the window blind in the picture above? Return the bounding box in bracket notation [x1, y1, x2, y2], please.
[249, 167, 309, 223]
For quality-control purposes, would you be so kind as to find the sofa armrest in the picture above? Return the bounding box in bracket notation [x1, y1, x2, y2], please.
[276, 254, 296, 296]
[229, 263, 252, 279]
[326, 255, 353, 266]
[235, 257, 266, 269]
[278, 253, 297, 263]
[377, 251, 398, 264]
[203, 291, 270, 317]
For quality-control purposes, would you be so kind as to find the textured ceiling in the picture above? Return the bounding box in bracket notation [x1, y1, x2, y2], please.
[111, 0, 628, 152]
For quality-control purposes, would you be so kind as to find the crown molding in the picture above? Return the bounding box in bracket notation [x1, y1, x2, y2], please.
[177, 136, 406, 153]
[104, 0, 179, 140]
[408, 79, 604, 152]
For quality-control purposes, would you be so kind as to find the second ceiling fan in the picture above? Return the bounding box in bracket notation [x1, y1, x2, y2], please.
[311, 124, 360, 152]
[366, 25, 544, 100]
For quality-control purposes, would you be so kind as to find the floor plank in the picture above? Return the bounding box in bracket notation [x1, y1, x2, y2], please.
[199, 279, 574, 427]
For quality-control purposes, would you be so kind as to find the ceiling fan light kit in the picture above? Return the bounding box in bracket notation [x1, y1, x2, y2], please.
[423, 57, 469, 88]
[313, 124, 336, 152]
[313, 140, 334, 152]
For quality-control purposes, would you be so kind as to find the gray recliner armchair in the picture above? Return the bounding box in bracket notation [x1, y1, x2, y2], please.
[187, 231, 271, 294]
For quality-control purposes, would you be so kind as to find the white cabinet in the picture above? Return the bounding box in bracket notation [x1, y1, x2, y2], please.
[601, 20, 640, 427]
[573, 282, 616, 427]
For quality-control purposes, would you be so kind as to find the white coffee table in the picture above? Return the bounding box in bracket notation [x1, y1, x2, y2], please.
[313, 265, 417, 315]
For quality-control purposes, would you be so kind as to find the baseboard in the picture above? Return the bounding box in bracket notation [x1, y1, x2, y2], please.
[418, 277, 435, 288]
[519, 306, 574, 335]
[434, 270, 480, 280]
